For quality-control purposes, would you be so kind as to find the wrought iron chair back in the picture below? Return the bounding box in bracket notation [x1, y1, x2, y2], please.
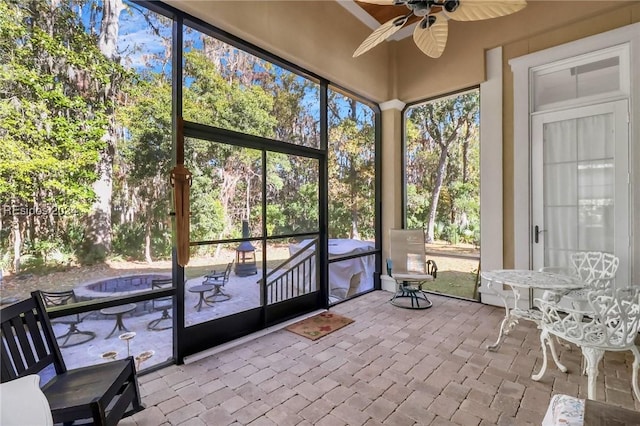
[204, 261, 233, 286]
[570, 251, 619, 290]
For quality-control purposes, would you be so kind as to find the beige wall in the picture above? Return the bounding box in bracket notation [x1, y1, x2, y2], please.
[393, 1, 637, 103]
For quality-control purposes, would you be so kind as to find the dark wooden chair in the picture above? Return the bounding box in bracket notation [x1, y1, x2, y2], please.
[147, 278, 173, 331]
[39, 289, 96, 348]
[0, 291, 144, 426]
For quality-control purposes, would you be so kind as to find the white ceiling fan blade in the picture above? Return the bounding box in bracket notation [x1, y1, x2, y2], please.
[353, 15, 409, 57]
[413, 15, 448, 58]
[445, 0, 527, 22]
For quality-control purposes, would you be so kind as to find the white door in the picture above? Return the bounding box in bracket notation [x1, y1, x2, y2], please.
[531, 100, 629, 286]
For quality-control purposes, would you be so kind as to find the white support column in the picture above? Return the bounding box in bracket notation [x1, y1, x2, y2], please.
[380, 99, 405, 292]
[479, 47, 506, 306]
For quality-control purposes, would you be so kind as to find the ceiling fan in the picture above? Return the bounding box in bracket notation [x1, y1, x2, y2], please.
[353, 0, 527, 58]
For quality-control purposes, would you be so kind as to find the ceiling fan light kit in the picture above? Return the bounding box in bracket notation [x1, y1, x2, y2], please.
[353, 0, 527, 58]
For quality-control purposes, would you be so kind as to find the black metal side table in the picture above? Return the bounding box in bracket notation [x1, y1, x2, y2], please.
[100, 303, 137, 338]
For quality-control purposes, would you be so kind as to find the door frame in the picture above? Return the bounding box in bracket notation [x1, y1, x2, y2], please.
[510, 23, 639, 299]
[176, 122, 327, 361]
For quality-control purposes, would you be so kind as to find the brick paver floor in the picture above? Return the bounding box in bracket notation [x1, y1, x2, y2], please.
[120, 291, 640, 425]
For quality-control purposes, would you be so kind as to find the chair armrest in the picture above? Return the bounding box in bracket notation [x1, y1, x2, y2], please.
[426, 259, 438, 279]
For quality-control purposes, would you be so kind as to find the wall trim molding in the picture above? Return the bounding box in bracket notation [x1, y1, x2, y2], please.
[380, 99, 406, 111]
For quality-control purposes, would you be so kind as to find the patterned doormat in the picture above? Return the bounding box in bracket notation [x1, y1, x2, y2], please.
[285, 312, 354, 341]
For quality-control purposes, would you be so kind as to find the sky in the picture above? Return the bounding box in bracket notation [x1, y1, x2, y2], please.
[76, 0, 372, 131]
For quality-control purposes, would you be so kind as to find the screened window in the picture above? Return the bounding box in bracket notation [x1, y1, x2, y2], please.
[404, 89, 480, 301]
[327, 87, 376, 303]
[182, 25, 320, 148]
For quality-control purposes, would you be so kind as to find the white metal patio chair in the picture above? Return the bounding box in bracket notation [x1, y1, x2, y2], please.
[534, 288, 640, 401]
[562, 252, 619, 311]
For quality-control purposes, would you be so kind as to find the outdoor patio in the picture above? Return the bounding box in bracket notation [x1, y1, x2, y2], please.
[55, 271, 267, 371]
[112, 290, 639, 425]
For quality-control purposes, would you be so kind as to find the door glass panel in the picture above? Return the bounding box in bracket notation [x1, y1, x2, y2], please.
[185, 242, 262, 326]
[186, 138, 263, 240]
[541, 112, 615, 268]
[532, 48, 623, 111]
[266, 154, 319, 236]
[185, 137, 264, 326]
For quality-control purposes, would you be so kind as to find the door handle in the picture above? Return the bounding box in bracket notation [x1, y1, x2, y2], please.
[534, 225, 546, 243]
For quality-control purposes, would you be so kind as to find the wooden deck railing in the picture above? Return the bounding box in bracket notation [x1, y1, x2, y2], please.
[262, 239, 318, 304]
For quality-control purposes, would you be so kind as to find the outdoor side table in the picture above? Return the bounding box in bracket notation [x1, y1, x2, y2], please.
[189, 285, 215, 312]
[100, 303, 137, 338]
[481, 269, 585, 379]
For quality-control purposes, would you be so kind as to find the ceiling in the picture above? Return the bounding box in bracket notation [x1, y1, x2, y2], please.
[354, 1, 421, 25]
[338, 0, 419, 40]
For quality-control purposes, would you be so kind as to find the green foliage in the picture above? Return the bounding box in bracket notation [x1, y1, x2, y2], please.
[1, 1, 380, 271]
[112, 222, 145, 260]
[0, 1, 125, 210]
[442, 224, 460, 245]
[266, 204, 285, 236]
[111, 221, 172, 262]
[280, 182, 319, 234]
[0, 0, 131, 269]
[183, 50, 276, 138]
[190, 174, 225, 242]
[327, 92, 376, 239]
[405, 90, 480, 244]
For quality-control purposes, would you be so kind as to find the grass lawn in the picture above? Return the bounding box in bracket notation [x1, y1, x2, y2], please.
[421, 252, 480, 300]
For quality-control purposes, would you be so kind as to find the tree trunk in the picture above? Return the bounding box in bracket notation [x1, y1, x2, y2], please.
[426, 148, 449, 243]
[98, 0, 123, 60]
[462, 124, 471, 183]
[245, 175, 251, 221]
[144, 218, 152, 264]
[85, 140, 115, 262]
[350, 162, 360, 240]
[462, 138, 469, 183]
[349, 98, 360, 240]
[12, 214, 21, 273]
[84, 0, 123, 263]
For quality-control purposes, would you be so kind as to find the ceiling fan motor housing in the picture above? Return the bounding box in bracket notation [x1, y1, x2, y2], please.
[410, 2, 432, 16]
[408, 0, 460, 17]
[443, 0, 460, 13]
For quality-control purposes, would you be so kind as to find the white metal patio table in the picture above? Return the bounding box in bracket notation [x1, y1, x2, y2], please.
[482, 269, 586, 377]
